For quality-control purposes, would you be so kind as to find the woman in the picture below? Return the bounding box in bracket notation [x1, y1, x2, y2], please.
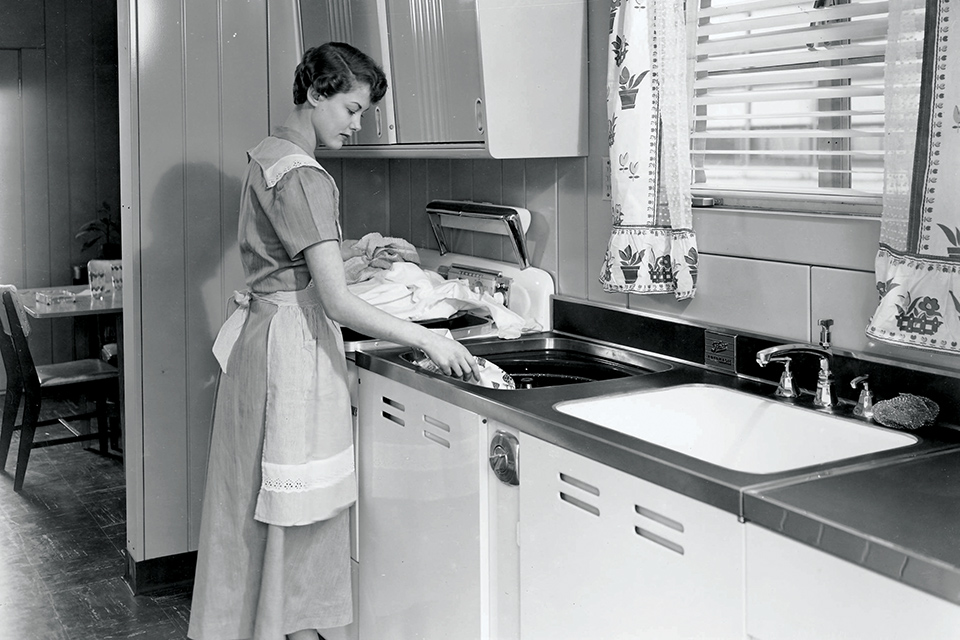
[187, 43, 479, 640]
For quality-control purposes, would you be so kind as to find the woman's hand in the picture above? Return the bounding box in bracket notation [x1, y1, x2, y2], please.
[421, 332, 481, 382]
[339, 241, 363, 261]
[303, 241, 481, 382]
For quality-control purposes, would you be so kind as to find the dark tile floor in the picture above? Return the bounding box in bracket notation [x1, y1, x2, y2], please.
[0, 422, 193, 639]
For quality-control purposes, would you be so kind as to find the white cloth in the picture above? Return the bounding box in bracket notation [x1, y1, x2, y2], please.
[342, 232, 420, 284]
[348, 262, 530, 339]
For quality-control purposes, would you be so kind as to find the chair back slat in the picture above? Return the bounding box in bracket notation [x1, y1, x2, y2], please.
[0, 294, 19, 384]
[1, 292, 41, 393]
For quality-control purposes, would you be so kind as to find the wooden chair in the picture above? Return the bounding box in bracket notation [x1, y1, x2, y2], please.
[0, 290, 119, 492]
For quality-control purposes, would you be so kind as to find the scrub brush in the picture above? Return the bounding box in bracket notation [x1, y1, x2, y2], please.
[872, 393, 939, 430]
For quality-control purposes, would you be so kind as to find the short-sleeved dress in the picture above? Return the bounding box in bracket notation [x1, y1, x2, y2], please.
[188, 127, 354, 640]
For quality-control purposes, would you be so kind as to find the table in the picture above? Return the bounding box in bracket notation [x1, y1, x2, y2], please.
[18, 284, 122, 319]
[18, 284, 124, 454]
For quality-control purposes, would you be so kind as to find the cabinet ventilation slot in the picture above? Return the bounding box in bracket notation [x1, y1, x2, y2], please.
[635, 505, 684, 533]
[635, 526, 684, 555]
[382, 397, 405, 412]
[381, 411, 404, 427]
[559, 473, 600, 496]
[422, 430, 451, 448]
[423, 414, 451, 432]
[559, 492, 600, 517]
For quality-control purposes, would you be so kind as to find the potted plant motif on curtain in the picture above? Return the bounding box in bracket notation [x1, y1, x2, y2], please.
[619, 245, 644, 285]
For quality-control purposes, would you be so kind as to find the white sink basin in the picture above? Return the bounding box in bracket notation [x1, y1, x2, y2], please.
[554, 384, 917, 474]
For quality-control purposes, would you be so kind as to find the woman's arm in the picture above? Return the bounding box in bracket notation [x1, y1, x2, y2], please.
[304, 239, 480, 380]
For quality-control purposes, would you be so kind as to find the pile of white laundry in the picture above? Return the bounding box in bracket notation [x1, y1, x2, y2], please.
[344, 234, 531, 339]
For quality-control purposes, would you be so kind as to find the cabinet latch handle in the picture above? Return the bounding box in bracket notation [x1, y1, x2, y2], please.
[475, 98, 485, 134]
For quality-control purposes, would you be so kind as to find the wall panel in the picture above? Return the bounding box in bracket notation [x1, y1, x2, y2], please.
[136, 0, 190, 558]
[117, 0, 143, 560]
[627, 254, 812, 343]
[523, 158, 559, 283]
[341, 159, 389, 239]
[66, 0, 97, 265]
[0, 0, 45, 48]
[0, 51, 24, 284]
[409, 159, 434, 249]
[472, 159, 504, 260]
[811, 267, 877, 353]
[183, 0, 227, 550]
[387, 158, 412, 242]
[557, 157, 588, 297]
[20, 49, 54, 371]
[42, 0, 71, 315]
[22, 50, 51, 289]
[93, 0, 120, 230]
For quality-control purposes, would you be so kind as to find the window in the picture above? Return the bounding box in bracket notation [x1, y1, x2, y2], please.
[689, 0, 900, 215]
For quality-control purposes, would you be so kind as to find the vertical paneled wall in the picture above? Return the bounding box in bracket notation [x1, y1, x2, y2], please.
[121, 0, 264, 561]
[0, 0, 120, 378]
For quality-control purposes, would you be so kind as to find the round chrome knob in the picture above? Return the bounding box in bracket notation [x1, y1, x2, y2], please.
[489, 431, 520, 485]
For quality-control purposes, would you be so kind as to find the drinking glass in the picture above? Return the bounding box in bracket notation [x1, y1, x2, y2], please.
[111, 264, 123, 298]
[90, 268, 104, 299]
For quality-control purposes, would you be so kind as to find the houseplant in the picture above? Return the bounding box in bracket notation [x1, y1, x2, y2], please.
[76, 201, 121, 260]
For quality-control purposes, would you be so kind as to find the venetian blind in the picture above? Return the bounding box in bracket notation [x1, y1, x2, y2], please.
[690, 0, 892, 214]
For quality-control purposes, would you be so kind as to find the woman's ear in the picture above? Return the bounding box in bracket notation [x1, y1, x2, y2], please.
[307, 89, 323, 107]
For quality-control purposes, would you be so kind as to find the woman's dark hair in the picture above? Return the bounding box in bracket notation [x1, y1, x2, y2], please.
[293, 42, 388, 106]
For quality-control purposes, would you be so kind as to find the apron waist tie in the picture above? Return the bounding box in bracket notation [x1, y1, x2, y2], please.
[212, 286, 322, 373]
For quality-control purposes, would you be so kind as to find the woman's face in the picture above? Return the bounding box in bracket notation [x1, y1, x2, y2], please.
[309, 83, 372, 149]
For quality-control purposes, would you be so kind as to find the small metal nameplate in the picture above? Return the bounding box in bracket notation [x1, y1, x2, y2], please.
[704, 331, 737, 373]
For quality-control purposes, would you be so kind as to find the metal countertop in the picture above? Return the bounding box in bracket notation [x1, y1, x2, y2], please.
[744, 448, 960, 605]
[354, 333, 960, 589]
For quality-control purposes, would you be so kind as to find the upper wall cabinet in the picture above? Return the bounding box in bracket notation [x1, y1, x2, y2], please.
[267, 0, 588, 159]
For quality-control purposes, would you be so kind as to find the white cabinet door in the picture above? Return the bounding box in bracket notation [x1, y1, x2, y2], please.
[296, 0, 398, 145]
[519, 434, 745, 640]
[358, 370, 484, 640]
[386, 0, 484, 144]
[746, 524, 960, 640]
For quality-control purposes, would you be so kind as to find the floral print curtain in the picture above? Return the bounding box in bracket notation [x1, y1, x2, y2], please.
[599, 0, 698, 300]
[867, 0, 960, 353]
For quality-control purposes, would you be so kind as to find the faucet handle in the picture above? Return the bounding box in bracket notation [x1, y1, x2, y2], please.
[850, 374, 874, 420]
[767, 356, 799, 399]
[818, 318, 834, 348]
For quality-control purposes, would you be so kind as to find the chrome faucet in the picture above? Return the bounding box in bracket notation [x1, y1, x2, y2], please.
[755, 319, 837, 408]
